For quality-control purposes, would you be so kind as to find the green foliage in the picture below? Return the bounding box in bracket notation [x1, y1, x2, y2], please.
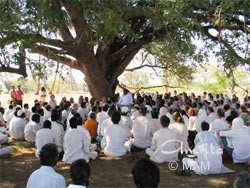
[120, 71, 149, 90]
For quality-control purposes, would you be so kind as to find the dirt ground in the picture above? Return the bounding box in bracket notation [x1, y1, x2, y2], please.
[0, 140, 249, 188]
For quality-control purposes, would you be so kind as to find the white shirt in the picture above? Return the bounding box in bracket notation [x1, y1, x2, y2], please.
[205, 112, 216, 124]
[24, 121, 40, 142]
[49, 100, 57, 109]
[63, 129, 88, 164]
[220, 120, 250, 163]
[169, 122, 189, 151]
[102, 124, 128, 157]
[68, 185, 86, 188]
[151, 119, 161, 134]
[35, 128, 56, 157]
[209, 119, 228, 133]
[51, 121, 65, 152]
[24, 109, 32, 119]
[26, 166, 66, 188]
[132, 116, 153, 148]
[100, 117, 112, 136]
[188, 116, 196, 131]
[96, 111, 109, 125]
[184, 131, 223, 175]
[77, 107, 88, 122]
[9, 117, 27, 140]
[120, 115, 133, 136]
[61, 109, 70, 124]
[119, 92, 133, 106]
[149, 128, 178, 163]
[159, 106, 167, 118]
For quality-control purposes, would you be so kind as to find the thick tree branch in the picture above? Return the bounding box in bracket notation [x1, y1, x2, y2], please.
[51, 0, 74, 42]
[0, 66, 27, 77]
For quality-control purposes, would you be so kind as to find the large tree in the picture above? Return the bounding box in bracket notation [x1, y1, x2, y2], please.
[0, 0, 249, 99]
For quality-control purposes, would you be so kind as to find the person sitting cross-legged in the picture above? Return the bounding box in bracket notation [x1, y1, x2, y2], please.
[101, 111, 129, 157]
[26, 143, 66, 188]
[146, 115, 179, 163]
[67, 159, 90, 188]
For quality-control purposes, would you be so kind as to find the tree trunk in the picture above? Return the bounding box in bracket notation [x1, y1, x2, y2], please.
[34, 77, 41, 95]
[84, 70, 116, 100]
[0, 73, 8, 93]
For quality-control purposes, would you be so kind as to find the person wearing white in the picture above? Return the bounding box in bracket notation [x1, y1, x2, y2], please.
[120, 106, 133, 136]
[24, 114, 41, 142]
[146, 115, 179, 163]
[101, 111, 129, 157]
[35, 120, 56, 157]
[9, 110, 27, 140]
[150, 110, 161, 134]
[48, 94, 57, 110]
[131, 107, 153, 148]
[63, 117, 90, 164]
[61, 104, 70, 124]
[23, 103, 32, 120]
[130, 105, 140, 120]
[183, 121, 223, 175]
[26, 143, 66, 188]
[119, 88, 133, 107]
[169, 112, 189, 151]
[205, 106, 216, 124]
[50, 113, 65, 153]
[194, 108, 207, 132]
[209, 108, 228, 148]
[66, 103, 79, 130]
[77, 102, 88, 122]
[219, 117, 250, 163]
[96, 103, 109, 125]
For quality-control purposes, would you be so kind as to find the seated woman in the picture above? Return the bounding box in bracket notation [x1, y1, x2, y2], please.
[219, 117, 250, 163]
[182, 121, 223, 175]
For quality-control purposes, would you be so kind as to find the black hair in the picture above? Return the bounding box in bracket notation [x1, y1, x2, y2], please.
[31, 113, 40, 123]
[70, 117, 78, 128]
[39, 143, 58, 167]
[38, 109, 44, 116]
[43, 120, 51, 129]
[90, 112, 96, 120]
[31, 106, 38, 113]
[151, 110, 159, 119]
[140, 106, 147, 116]
[201, 121, 209, 131]
[24, 103, 29, 109]
[132, 158, 160, 188]
[51, 112, 59, 121]
[111, 111, 121, 124]
[70, 159, 90, 186]
[160, 115, 170, 128]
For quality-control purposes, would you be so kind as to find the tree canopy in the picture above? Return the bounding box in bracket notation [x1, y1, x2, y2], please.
[0, 0, 249, 98]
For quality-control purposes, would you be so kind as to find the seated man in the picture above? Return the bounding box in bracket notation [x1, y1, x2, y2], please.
[26, 143, 66, 188]
[35, 120, 56, 157]
[132, 158, 160, 188]
[63, 117, 90, 164]
[101, 111, 129, 157]
[219, 117, 250, 163]
[182, 121, 223, 175]
[9, 109, 27, 140]
[131, 106, 153, 149]
[24, 114, 41, 142]
[146, 115, 178, 163]
[68, 159, 90, 188]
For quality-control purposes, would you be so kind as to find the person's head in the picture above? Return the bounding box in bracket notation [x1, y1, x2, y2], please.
[140, 106, 147, 116]
[172, 112, 184, 123]
[51, 112, 59, 121]
[216, 108, 225, 118]
[207, 106, 214, 114]
[38, 108, 44, 116]
[43, 120, 51, 129]
[17, 85, 21, 89]
[31, 106, 38, 113]
[39, 143, 58, 167]
[70, 159, 90, 186]
[151, 110, 159, 119]
[89, 112, 96, 120]
[160, 115, 170, 128]
[41, 87, 46, 91]
[121, 106, 129, 115]
[24, 103, 29, 109]
[70, 117, 78, 129]
[187, 107, 195, 116]
[123, 88, 129, 95]
[201, 121, 209, 131]
[102, 103, 109, 112]
[17, 109, 25, 118]
[132, 158, 160, 188]
[50, 94, 55, 100]
[111, 111, 121, 124]
[31, 114, 40, 123]
[233, 171, 250, 188]
[80, 102, 86, 108]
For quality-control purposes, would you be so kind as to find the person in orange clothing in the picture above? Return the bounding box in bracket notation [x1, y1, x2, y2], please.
[84, 112, 98, 141]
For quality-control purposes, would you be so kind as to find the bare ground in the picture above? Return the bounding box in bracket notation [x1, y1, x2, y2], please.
[0, 140, 249, 188]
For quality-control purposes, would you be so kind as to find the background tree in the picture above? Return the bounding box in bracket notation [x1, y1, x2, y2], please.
[0, 0, 249, 99]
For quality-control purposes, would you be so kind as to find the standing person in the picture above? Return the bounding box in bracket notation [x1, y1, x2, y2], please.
[26, 143, 66, 188]
[9, 85, 16, 104]
[39, 87, 47, 107]
[119, 88, 133, 108]
[49, 94, 57, 110]
[15, 85, 24, 107]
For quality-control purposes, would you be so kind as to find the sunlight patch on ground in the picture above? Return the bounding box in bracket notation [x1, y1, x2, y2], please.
[0, 181, 16, 188]
[207, 178, 229, 187]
